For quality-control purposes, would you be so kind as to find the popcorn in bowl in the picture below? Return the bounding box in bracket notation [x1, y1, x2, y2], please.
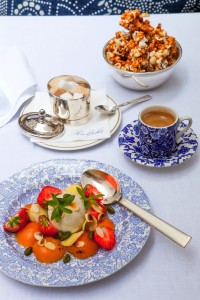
[105, 9, 179, 73]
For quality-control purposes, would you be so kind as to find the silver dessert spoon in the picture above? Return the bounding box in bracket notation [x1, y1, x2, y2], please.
[95, 95, 152, 115]
[81, 169, 191, 248]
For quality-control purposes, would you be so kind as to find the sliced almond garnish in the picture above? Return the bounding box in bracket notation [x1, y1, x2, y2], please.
[98, 213, 105, 222]
[34, 232, 43, 241]
[82, 220, 87, 232]
[88, 219, 97, 231]
[75, 241, 85, 248]
[32, 203, 40, 213]
[38, 238, 46, 246]
[84, 214, 97, 231]
[45, 242, 56, 250]
[85, 213, 94, 222]
[96, 227, 104, 238]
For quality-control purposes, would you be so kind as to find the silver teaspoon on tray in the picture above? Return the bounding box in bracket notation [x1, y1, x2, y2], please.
[95, 95, 152, 115]
[81, 169, 191, 248]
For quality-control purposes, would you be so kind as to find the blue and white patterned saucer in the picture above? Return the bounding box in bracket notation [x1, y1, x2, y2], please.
[119, 120, 198, 168]
[0, 159, 150, 287]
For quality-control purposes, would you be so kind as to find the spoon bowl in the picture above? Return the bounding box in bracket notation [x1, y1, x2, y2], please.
[81, 169, 191, 247]
[81, 169, 121, 205]
[95, 105, 118, 115]
[95, 95, 152, 115]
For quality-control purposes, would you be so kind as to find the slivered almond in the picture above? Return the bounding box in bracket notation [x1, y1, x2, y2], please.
[87, 216, 97, 231]
[85, 213, 94, 222]
[32, 204, 40, 213]
[98, 213, 105, 222]
[75, 241, 85, 248]
[96, 227, 104, 238]
[34, 232, 43, 241]
[38, 238, 46, 246]
[45, 242, 56, 250]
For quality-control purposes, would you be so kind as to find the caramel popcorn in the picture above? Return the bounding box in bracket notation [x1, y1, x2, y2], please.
[105, 9, 179, 72]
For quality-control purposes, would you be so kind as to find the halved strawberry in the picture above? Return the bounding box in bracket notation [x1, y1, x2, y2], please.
[37, 186, 62, 208]
[38, 215, 58, 236]
[3, 208, 29, 233]
[94, 226, 116, 250]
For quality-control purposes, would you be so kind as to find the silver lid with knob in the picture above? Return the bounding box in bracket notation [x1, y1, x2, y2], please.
[18, 109, 64, 139]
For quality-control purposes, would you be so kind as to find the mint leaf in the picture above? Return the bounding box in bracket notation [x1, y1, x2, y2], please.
[48, 193, 75, 222]
[51, 206, 60, 222]
[76, 187, 85, 198]
[84, 200, 90, 209]
[47, 199, 57, 207]
[63, 194, 75, 201]
[60, 196, 75, 206]
[61, 207, 72, 214]
[76, 187, 104, 209]
[90, 199, 99, 206]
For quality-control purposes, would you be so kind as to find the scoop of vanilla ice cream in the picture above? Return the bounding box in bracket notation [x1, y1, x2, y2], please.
[48, 194, 86, 233]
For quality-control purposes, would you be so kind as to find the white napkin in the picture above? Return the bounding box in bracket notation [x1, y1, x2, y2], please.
[0, 45, 37, 127]
[28, 89, 111, 143]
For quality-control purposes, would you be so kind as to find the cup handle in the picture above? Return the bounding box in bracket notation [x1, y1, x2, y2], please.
[176, 116, 193, 141]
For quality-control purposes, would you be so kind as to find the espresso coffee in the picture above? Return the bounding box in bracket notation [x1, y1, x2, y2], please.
[141, 110, 176, 127]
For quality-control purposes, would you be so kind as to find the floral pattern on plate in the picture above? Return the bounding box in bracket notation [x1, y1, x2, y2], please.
[118, 120, 198, 168]
[0, 159, 150, 287]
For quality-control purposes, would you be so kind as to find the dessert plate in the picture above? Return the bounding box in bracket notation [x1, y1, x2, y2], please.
[0, 159, 151, 287]
[20, 95, 121, 150]
[119, 120, 198, 168]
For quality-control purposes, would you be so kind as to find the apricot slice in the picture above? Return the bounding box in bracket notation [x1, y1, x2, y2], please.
[32, 237, 65, 263]
[97, 217, 115, 230]
[16, 222, 40, 247]
[65, 231, 99, 259]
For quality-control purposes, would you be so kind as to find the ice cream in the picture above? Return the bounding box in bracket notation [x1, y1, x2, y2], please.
[48, 194, 86, 233]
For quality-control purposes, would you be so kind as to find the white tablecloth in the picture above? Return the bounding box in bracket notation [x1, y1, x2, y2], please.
[0, 13, 200, 300]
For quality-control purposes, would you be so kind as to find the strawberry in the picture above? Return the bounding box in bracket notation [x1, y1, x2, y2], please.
[3, 208, 29, 233]
[94, 226, 116, 250]
[38, 215, 58, 236]
[37, 186, 62, 208]
[89, 202, 107, 220]
[89, 208, 101, 220]
[84, 184, 103, 202]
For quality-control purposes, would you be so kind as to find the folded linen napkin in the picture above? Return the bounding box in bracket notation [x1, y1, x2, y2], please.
[0, 45, 37, 127]
[28, 89, 111, 143]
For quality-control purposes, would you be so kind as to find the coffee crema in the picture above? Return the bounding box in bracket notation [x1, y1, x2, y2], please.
[141, 110, 176, 127]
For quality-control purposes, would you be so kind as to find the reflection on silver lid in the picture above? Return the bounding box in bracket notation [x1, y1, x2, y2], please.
[18, 109, 64, 139]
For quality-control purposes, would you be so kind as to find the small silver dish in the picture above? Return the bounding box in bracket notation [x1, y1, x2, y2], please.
[47, 75, 91, 126]
[103, 40, 182, 91]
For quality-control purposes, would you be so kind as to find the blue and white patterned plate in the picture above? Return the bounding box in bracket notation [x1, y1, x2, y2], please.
[119, 120, 198, 168]
[0, 159, 151, 287]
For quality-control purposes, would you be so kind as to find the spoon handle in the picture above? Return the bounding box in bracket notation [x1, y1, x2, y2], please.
[116, 95, 152, 109]
[120, 197, 191, 247]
